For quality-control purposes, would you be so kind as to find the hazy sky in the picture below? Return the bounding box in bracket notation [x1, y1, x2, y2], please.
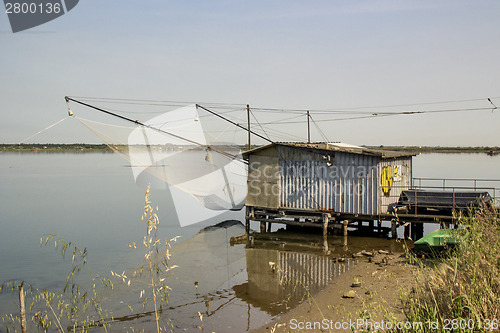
[1, 0, 499, 146]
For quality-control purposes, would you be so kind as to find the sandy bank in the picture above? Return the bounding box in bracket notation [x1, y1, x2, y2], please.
[252, 251, 417, 333]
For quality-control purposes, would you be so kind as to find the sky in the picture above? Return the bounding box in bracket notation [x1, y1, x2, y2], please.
[0, 0, 499, 146]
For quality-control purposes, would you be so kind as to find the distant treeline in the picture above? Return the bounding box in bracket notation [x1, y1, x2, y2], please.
[1, 143, 499, 154]
[0, 143, 113, 152]
[0, 143, 243, 152]
[368, 145, 500, 154]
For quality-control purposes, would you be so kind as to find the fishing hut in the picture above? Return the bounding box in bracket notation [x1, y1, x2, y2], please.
[243, 142, 416, 242]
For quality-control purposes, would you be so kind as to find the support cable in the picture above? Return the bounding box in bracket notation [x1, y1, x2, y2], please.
[1, 117, 68, 152]
[196, 104, 273, 144]
[17, 117, 67, 144]
[65, 96, 247, 163]
[310, 114, 330, 142]
[249, 108, 272, 143]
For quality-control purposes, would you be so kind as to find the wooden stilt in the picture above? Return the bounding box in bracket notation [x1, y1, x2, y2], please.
[391, 220, 397, 239]
[411, 223, 417, 240]
[19, 285, 27, 333]
[322, 213, 329, 253]
[242, 205, 452, 242]
[404, 224, 410, 240]
[245, 206, 250, 237]
[415, 222, 424, 240]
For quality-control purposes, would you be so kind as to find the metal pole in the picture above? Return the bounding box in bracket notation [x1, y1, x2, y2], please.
[453, 187, 456, 211]
[197, 104, 273, 143]
[247, 104, 251, 150]
[307, 111, 311, 143]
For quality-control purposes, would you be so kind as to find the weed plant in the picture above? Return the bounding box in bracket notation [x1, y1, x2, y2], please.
[0, 186, 173, 333]
[402, 208, 500, 332]
[1, 236, 113, 332]
[125, 185, 176, 333]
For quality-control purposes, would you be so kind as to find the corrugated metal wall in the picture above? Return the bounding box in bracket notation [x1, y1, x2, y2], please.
[377, 157, 413, 213]
[278, 145, 379, 214]
[246, 146, 280, 208]
[245, 144, 413, 215]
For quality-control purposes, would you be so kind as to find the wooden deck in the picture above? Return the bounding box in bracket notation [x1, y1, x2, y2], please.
[244, 205, 483, 251]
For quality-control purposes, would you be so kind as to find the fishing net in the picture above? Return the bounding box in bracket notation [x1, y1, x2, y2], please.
[70, 103, 249, 211]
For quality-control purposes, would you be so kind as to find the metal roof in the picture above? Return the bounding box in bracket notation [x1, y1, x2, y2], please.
[243, 142, 415, 159]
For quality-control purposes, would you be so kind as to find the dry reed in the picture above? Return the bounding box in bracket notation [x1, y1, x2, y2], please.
[0, 186, 174, 333]
[402, 208, 500, 332]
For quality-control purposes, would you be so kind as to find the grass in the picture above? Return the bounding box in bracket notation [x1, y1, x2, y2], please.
[1, 236, 113, 332]
[401, 208, 500, 332]
[134, 185, 176, 332]
[0, 186, 174, 333]
[322, 209, 499, 333]
[291, 208, 499, 333]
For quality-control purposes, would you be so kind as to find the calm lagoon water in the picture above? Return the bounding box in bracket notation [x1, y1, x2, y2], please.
[0, 151, 499, 331]
[0, 151, 245, 283]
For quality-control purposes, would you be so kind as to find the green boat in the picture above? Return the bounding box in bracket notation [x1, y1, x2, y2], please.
[413, 228, 463, 253]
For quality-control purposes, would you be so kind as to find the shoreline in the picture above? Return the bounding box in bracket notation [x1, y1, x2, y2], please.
[1, 143, 499, 154]
[251, 251, 417, 333]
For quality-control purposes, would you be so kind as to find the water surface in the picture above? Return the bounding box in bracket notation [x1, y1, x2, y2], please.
[0, 151, 499, 331]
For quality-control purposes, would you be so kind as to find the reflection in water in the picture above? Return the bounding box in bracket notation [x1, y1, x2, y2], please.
[97, 226, 355, 332]
[234, 248, 352, 316]
[97, 220, 251, 332]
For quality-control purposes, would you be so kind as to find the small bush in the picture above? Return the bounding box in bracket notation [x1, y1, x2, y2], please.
[404, 208, 500, 332]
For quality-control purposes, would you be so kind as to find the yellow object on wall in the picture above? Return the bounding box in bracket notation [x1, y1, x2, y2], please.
[381, 166, 394, 196]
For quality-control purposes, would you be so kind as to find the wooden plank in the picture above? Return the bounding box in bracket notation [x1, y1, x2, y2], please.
[248, 217, 343, 230]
